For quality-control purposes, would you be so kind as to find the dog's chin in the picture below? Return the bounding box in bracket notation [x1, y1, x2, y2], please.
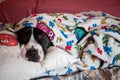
[20, 44, 44, 62]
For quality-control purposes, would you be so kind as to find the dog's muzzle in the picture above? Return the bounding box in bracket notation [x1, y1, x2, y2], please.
[25, 46, 40, 62]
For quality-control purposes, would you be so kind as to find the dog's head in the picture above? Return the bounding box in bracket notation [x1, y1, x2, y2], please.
[15, 27, 53, 62]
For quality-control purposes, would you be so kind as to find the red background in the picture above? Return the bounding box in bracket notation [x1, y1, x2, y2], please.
[0, 0, 120, 24]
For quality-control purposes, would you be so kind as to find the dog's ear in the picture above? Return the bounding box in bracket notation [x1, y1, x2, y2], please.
[33, 28, 53, 54]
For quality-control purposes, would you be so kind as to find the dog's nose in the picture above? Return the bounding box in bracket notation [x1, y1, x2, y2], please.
[25, 48, 40, 62]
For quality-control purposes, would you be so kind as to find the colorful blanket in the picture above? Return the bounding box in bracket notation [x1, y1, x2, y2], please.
[8, 11, 120, 78]
[34, 67, 120, 80]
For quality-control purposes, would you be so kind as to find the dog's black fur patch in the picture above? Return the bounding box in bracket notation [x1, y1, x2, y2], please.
[33, 28, 53, 54]
[16, 27, 32, 45]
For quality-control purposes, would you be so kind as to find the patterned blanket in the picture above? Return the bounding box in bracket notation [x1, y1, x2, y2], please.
[35, 67, 120, 80]
[7, 11, 120, 79]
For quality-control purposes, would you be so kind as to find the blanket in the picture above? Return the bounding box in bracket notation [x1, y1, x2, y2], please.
[34, 67, 120, 80]
[8, 11, 120, 77]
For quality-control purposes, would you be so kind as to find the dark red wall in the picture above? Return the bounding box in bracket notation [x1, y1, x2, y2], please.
[0, 0, 120, 24]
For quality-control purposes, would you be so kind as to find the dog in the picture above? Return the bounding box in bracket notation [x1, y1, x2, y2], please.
[15, 27, 53, 62]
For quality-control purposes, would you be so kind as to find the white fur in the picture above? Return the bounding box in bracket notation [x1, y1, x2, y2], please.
[0, 30, 77, 80]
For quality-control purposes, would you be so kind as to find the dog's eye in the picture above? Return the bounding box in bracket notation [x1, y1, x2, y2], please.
[38, 34, 46, 40]
[38, 35, 42, 39]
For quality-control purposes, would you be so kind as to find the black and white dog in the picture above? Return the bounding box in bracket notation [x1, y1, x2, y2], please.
[16, 27, 53, 62]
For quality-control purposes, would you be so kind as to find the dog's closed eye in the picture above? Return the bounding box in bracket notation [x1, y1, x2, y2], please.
[38, 35, 42, 39]
[38, 35, 45, 40]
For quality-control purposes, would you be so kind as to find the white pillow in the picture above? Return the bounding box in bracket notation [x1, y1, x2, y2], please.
[41, 46, 78, 70]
